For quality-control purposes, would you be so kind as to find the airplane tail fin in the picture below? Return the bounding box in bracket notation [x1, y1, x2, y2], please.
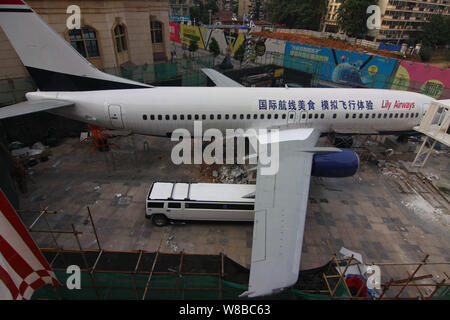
[0, 0, 150, 91]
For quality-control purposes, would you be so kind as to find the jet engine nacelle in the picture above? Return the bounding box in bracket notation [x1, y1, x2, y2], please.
[311, 149, 359, 178]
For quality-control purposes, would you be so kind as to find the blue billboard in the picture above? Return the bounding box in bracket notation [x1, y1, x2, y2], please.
[283, 42, 398, 89]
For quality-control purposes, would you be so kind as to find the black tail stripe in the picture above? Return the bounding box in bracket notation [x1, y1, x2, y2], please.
[26, 67, 149, 91]
[0, 8, 33, 12]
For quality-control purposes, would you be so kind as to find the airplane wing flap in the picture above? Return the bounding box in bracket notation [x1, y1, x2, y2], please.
[0, 99, 74, 119]
[201, 68, 244, 87]
[241, 129, 320, 298]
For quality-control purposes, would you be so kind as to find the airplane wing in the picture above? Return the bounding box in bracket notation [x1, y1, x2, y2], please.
[0, 99, 74, 120]
[201, 68, 244, 87]
[241, 128, 334, 298]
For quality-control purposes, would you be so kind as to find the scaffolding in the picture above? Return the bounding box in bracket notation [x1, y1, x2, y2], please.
[322, 241, 450, 300]
[411, 100, 450, 168]
[25, 205, 450, 300]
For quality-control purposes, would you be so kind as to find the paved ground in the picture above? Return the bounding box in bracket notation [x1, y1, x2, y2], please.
[17, 134, 450, 297]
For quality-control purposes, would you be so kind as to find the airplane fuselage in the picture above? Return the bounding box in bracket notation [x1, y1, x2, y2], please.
[26, 87, 434, 137]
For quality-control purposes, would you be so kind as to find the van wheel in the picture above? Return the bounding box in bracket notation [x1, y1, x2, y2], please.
[152, 214, 169, 227]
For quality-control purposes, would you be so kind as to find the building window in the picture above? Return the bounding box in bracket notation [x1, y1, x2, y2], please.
[69, 27, 100, 58]
[151, 21, 163, 44]
[114, 24, 127, 53]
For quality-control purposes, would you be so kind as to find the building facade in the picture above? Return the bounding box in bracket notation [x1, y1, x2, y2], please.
[320, 0, 341, 33]
[238, 0, 268, 21]
[0, 0, 170, 81]
[376, 0, 449, 43]
[321, 0, 450, 43]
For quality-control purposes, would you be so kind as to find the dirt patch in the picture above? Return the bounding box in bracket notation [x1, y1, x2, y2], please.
[255, 31, 406, 60]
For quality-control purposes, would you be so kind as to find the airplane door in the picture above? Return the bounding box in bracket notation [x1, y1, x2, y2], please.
[287, 111, 296, 125]
[299, 111, 308, 127]
[108, 105, 124, 129]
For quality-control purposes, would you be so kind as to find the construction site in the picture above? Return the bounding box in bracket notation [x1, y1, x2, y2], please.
[0, 0, 449, 303]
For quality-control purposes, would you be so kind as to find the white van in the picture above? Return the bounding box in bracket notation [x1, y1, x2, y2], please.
[146, 182, 255, 226]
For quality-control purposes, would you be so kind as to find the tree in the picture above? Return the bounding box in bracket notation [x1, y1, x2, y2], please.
[337, 0, 378, 38]
[188, 39, 199, 57]
[419, 46, 432, 62]
[417, 15, 450, 48]
[209, 37, 220, 57]
[267, 0, 327, 30]
[189, 0, 219, 25]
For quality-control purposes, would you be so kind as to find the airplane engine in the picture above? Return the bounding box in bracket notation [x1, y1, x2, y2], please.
[311, 149, 359, 178]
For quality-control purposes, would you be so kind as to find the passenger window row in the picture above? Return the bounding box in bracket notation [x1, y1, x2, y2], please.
[142, 114, 289, 121]
[142, 112, 420, 121]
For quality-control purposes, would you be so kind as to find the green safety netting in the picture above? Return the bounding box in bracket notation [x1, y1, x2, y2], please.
[32, 271, 330, 300]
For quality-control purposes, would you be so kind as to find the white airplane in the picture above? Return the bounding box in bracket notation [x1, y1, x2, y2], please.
[0, 1, 442, 298]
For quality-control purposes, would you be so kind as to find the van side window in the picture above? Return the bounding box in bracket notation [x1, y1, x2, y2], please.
[147, 202, 164, 208]
[168, 202, 181, 209]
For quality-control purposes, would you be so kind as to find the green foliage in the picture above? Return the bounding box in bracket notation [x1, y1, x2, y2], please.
[188, 39, 199, 54]
[234, 43, 246, 63]
[417, 15, 450, 48]
[209, 37, 220, 57]
[419, 47, 432, 62]
[267, 0, 327, 30]
[189, 0, 219, 25]
[337, 0, 378, 38]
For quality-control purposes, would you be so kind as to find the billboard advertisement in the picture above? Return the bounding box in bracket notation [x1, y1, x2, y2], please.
[178, 25, 246, 54]
[169, 22, 181, 43]
[283, 42, 398, 89]
[391, 61, 450, 99]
